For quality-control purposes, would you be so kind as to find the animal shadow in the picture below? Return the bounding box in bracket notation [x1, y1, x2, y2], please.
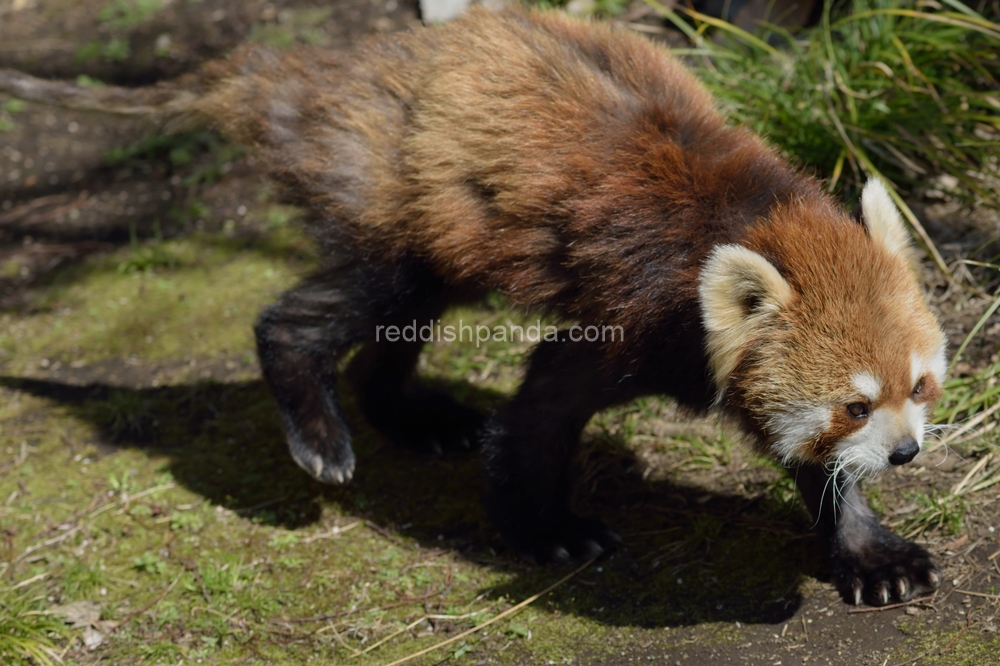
[1, 374, 824, 627]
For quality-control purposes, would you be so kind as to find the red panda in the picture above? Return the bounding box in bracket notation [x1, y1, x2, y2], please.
[0, 5, 946, 606]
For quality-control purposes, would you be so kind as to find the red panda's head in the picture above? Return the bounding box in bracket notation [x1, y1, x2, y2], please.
[699, 179, 947, 479]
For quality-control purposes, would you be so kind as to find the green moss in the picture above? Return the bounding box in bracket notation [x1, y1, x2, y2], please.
[890, 620, 1000, 665]
[0, 234, 299, 370]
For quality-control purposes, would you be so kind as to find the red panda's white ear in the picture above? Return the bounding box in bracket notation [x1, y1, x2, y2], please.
[861, 179, 912, 259]
[699, 245, 793, 388]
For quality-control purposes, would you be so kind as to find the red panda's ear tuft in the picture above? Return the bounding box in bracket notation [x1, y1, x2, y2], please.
[860, 179, 914, 261]
[699, 245, 793, 389]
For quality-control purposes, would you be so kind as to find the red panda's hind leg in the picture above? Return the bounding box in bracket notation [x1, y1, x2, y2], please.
[347, 339, 484, 457]
[255, 258, 476, 484]
[483, 338, 634, 563]
[792, 465, 941, 606]
[255, 270, 360, 484]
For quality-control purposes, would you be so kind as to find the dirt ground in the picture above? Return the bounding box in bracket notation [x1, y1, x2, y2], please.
[0, 1, 998, 665]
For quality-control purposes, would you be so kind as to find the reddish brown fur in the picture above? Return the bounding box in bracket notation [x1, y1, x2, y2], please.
[0, 5, 949, 604]
[727, 201, 944, 460]
[192, 8, 828, 366]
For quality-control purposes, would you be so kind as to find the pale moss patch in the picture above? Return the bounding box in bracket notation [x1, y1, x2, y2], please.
[0, 235, 301, 371]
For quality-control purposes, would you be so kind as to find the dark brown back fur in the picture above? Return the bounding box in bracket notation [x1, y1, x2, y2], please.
[195, 7, 823, 363]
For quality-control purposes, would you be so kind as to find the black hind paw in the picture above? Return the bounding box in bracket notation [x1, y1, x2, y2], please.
[365, 389, 485, 457]
[284, 415, 356, 484]
[533, 516, 621, 564]
[509, 514, 622, 564]
[833, 530, 940, 606]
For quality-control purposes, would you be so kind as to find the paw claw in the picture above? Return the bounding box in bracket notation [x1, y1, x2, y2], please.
[579, 540, 605, 560]
[508, 514, 620, 564]
[310, 456, 325, 480]
[288, 436, 355, 485]
[550, 546, 571, 563]
[834, 529, 939, 606]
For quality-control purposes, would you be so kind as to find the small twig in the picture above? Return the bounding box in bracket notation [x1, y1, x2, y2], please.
[953, 589, 1000, 600]
[14, 524, 83, 563]
[889, 609, 974, 666]
[114, 573, 182, 628]
[124, 482, 176, 503]
[302, 521, 361, 544]
[930, 401, 1000, 452]
[365, 520, 406, 545]
[888, 647, 933, 666]
[382, 557, 598, 666]
[351, 616, 429, 658]
[281, 590, 445, 624]
[232, 496, 286, 514]
[846, 594, 936, 613]
[8, 571, 50, 590]
[326, 624, 362, 657]
[192, 606, 242, 623]
[950, 453, 993, 496]
[939, 611, 974, 654]
[182, 558, 211, 603]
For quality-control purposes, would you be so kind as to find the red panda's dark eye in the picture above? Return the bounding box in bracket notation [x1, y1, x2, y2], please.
[913, 378, 924, 397]
[846, 402, 869, 419]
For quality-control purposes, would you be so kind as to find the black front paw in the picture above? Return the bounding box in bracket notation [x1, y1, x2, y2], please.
[832, 529, 940, 606]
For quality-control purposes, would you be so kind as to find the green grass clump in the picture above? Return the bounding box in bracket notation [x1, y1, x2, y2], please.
[0, 592, 67, 666]
[651, 0, 1000, 272]
[98, 0, 163, 31]
[105, 131, 245, 186]
[937, 358, 999, 431]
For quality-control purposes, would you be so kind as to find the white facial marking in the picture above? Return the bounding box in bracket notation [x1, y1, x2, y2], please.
[834, 409, 895, 477]
[768, 403, 831, 465]
[905, 400, 926, 447]
[851, 371, 882, 402]
[835, 401, 927, 478]
[929, 348, 947, 383]
[912, 350, 947, 387]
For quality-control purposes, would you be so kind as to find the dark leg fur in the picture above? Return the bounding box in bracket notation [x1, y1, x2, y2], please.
[483, 338, 636, 563]
[348, 338, 484, 457]
[255, 257, 481, 484]
[792, 464, 940, 606]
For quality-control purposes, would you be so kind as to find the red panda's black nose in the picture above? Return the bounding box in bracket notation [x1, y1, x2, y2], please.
[889, 439, 920, 465]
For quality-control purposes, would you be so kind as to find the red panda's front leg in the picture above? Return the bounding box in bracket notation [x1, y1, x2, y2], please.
[483, 337, 635, 562]
[792, 464, 941, 606]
